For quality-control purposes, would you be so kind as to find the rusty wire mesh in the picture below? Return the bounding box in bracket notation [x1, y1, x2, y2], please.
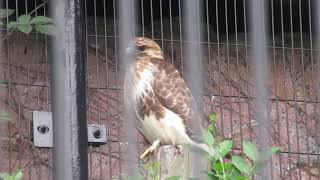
[1, 0, 320, 179]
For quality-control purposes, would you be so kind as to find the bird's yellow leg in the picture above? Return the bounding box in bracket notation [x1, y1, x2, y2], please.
[140, 139, 160, 159]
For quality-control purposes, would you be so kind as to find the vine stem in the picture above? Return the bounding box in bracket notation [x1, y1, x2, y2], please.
[28, 0, 48, 16]
[219, 157, 227, 180]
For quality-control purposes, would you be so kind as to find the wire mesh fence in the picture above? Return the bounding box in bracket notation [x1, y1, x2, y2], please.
[1, 0, 320, 179]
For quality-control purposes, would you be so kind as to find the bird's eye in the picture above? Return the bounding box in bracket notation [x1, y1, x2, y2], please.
[137, 45, 146, 51]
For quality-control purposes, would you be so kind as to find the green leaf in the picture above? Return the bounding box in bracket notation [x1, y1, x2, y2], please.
[0, 112, 11, 122]
[207, 124, 216, 132]
[218, 140, 233, 158]
[7, 21, 19, 29]
[0, 172, 12, 180]
[271, 147, 282, 153]
[13, 170, 23, 180]
[35, 24, 55, 35]
[228, 165, 241, 177]
[30, 16, 54, 24]
[0, 9, 15, 18]
[18, 15, 31, 23]
[235, 176, 251, 180]
[243, 141, 259, 162]
[212, 162, 223, 173]
[202, 129, 214, 146]
[209, 113, 218, 122]
[212, 162, 233, 174]
[232, 155, 251, 174]
[204, 170, 216, 178]
[17, 24, 33, 34]
[165, 176, 180, 180]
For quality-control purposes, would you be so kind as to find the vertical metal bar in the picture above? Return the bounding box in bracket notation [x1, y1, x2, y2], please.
[280, 0, 292, 179]
[270, 0, 283, 177]
[289, 0, 302, 179]
[51, 0, 88, 178]
[16, 0, 22, 171]
[112, 0, 120, 176]
[249, 0, 270, 179]
[243, 0, 253, 142]
[298, 1, 311, 180]
[118, 0, 138, 177]
[234, 0, 244, 147]
[216, 0, 223, 138]
[314, 0, 320, 176]
[169, 0, 174, 64]
[43, 3, 51, 179]
[150, 0, 154, 39]
[183, 0, 204, 178]
[34, 1, 42, 178]
[307, 1, 316, 178]
[92, 0, 103, 179]
[224, 0, 234, 141]
[0, 0, 5, 173]
[159, 0, 164, 49]
[141, 0, 145, 37]
[83, 1, 92, 179]
[178, 0, 183, 76]
[102, 1, 110, 178]
[27, 65, 32, 180]
[205, 0, 212, 113]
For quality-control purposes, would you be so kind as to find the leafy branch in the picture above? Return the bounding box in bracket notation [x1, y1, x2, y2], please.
[0, 0, 54, 40]
[0, 170, 23, 180]
[198, 113, 282, 180]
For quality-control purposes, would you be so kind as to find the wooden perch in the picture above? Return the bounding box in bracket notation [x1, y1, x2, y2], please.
[147, 145, 207, 180]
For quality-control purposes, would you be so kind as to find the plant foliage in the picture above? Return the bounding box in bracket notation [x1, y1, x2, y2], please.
[0, 170, 23, 180]
[197, 113, 282, 180]
[0, 8, 55, 36]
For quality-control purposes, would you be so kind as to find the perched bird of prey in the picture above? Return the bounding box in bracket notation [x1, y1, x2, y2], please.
[124, 37, 209, 159]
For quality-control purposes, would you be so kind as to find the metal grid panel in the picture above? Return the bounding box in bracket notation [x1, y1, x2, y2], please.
[0, 0, 319, 179]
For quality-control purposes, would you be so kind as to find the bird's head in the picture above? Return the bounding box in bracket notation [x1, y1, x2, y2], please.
[126, 37, 163, 59]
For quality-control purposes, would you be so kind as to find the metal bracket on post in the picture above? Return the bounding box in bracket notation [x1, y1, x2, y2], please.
[32, 111, 53, 147]
[87, 124, 107, 146]
[32, 111, 107, 148]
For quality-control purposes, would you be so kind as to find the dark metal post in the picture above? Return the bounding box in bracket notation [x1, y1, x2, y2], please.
[51, 0, 88, 179]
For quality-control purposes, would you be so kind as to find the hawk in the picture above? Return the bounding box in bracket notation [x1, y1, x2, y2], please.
[124, 37, 209, 159]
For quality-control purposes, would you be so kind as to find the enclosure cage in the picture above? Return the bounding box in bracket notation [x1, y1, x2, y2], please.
[1, 0, 320, 179]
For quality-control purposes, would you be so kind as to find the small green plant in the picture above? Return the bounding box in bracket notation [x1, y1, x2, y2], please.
[0, 170, 23, 180]
[6, 14, 55, 35]
[199, 113, 282, 180]
[0, 1, 55, 37]
[145, 161, 161, 180]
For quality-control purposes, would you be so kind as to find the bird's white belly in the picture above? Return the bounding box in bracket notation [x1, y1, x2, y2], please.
[139, 108, 191, 145]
